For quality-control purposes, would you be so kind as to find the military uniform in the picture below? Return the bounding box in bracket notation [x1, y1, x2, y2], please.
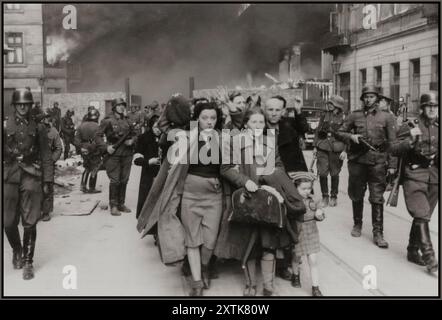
[96, 105, 137, 214]
[337, 86, 397, 248]
[48, 105, 61, 131]
[390, 92, 438, 272]
[41, 123, 62, 219]
[314, 96, 346, 206]
[60, 111, 76, 159]
[3, 89, 52, 279]
[74, 116, 102, 193]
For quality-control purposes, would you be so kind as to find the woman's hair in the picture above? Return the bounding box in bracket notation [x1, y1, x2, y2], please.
[246, 95, 262, 107]
[228, 91, 242, 102]
[192, 101, 223, 130]
[241, 107, 266, 129]
[294, 177, 313, 187]
[271, 95, 287, 109]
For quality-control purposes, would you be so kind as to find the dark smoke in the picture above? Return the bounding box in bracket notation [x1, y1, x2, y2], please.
[43, 3, 333, 104]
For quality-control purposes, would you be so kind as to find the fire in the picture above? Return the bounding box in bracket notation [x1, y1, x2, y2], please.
[46, 34, 79, 66]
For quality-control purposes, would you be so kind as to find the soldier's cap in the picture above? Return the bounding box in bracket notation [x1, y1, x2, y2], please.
[291, 171, 316, 182]
[360, 85, 381, 101]
[112, 98, 127, 108]
[420, 91, 438, 107]
[326, 95, 345, 110]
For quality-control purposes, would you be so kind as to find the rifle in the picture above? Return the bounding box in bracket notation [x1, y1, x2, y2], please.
[358, 137, 378, 152]
[386, 119, 419, 206]
[386, 158, 403, 207]
[309, 154, 317, 174]
[90, 130, 133, 177]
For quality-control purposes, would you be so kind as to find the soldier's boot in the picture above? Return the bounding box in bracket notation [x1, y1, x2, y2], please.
[261, 256, 276, 296]
[5, 226, 23, 269]
[87, 174, 101, 193]
[109, 183, 121, 216]
[351, 201, 363, 237]
[117, 183, 131, 213]
[407, 219, 425, 266]
[329, 176, 339, 207]
[22, 226, 36, 280]
[372, 204, 389, 248]
[80, 170, 89, 193]
[415, 219, 438, 273]
[319, 176, 329, 207]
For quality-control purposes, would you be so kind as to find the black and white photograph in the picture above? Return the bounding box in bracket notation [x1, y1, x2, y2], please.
[2, 1, 440, 300]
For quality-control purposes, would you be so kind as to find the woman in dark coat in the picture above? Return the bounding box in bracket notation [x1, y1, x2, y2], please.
[134, 115, 160, 219]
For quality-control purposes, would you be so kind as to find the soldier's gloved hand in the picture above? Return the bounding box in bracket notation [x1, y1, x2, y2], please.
[107, 145, 115, 154]
[245, 180, 259, 192]
[148, 157, 160, 166]
[387, 168, 396, 176]
[350, 134, 362, 144]
[339, 151, 347, 161]
[409, 127, 422, 143]
[124, 139, 134, 146]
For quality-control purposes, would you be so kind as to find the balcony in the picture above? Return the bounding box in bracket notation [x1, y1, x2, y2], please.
[321, 31, 351, 56]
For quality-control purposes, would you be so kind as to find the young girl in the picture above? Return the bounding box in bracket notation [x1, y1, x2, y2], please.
[216, 107, 288, 296]
[291, 172, 325, 296]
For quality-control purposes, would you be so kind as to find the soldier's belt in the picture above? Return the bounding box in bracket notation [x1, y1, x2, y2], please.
[409, 159, 435, 170]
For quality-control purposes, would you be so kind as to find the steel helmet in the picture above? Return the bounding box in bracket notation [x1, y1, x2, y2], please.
[327, 95, 345, 110]
[360, 85, 381, 101]
[88, 108, 99, 120]
[12, 88, 34, 105]
[420, 91, 438, 107]
[112, 98, 127, 109]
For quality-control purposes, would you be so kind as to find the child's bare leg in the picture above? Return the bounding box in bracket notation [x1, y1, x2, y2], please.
[307, 253, 319, 287]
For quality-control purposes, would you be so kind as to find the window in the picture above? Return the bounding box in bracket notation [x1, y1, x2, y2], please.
[378, 4, 394, 21]
[46, 88, 62, 94]
[395, 4, 411, 14]
[5, 32, 24, 64]
[390, 62, 400, 105]
[409, 59, 420, 113]
[430, 55, 438, 91]
[359, 68, 367, 92]
[374, 66, 382, 88]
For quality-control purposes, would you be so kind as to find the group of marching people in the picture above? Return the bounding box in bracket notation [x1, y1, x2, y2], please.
[135, 86, 439, 297]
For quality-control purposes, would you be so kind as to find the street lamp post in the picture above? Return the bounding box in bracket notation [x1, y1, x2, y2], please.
[38, 76, 45, 107]
[331, 60, 341, 95]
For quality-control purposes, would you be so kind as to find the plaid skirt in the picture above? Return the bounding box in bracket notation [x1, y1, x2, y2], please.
[294, 220, 320, 256]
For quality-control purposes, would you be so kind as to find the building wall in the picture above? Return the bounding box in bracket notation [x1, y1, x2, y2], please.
[3, 4, 44, 114]
[44, 92, 125, 127]
[336, 27, 438, 111]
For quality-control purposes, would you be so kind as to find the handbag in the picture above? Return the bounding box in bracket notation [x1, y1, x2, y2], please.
[228, 188, 286, 229]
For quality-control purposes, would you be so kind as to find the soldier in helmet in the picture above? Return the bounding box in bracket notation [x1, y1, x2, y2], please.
[391, 91, 439, 273]
[96, 98, 137, 216]
[3, 88, 52, 280]
[41, 111, 63, 221]
[127, 104, 144, 135]
[47, 102, 62, 131]
[313, 95, 347, 207]
[74, 108, 102, 193]
[60, 109, 76, 159]
[336, 85, 397, 248]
